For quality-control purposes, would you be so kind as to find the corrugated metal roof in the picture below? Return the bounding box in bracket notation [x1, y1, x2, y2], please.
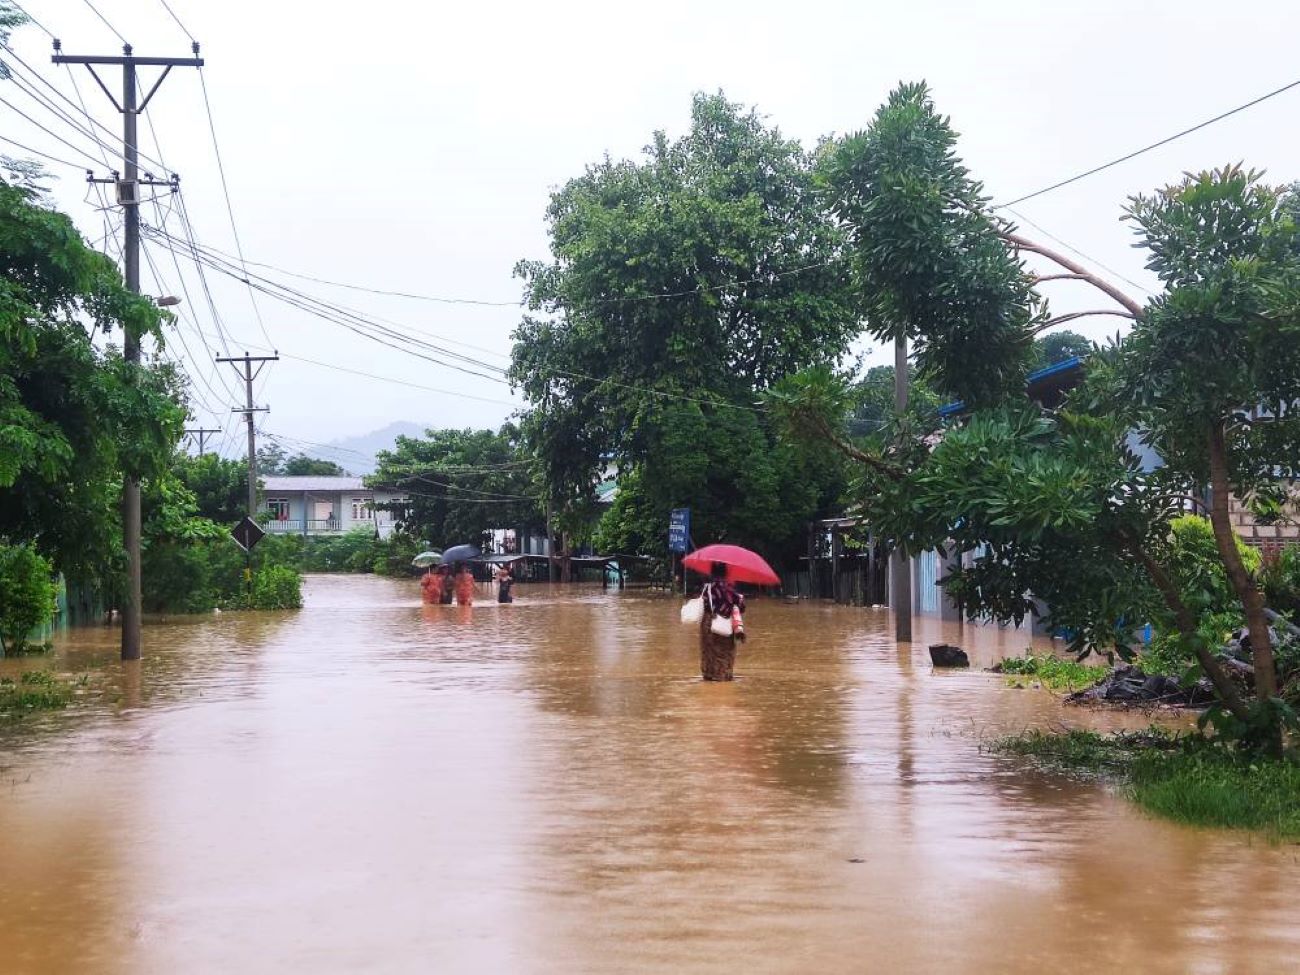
[261, 476, 369, 492]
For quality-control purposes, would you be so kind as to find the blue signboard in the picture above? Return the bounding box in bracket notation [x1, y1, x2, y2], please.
[668, 508, 690, 553]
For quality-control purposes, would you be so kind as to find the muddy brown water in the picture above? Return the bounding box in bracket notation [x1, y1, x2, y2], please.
[1, 575, 1297, 974]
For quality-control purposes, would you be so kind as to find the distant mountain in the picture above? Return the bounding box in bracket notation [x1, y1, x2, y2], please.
[311, 421, 430, 475]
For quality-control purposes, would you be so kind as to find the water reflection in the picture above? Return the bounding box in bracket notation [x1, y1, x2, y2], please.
[0, 574, 1296, 973]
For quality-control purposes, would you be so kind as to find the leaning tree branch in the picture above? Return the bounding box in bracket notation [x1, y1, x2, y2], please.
[1123, 536, 1252, 720]
[1031, 273, 1090, 284]
[1002, 230, 1145, 318]
[1030, 310, 1137, 334]
[805, 411, 905, 481]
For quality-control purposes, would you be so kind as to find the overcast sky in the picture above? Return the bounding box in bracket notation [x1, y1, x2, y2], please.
[6, 0, 1300, 460]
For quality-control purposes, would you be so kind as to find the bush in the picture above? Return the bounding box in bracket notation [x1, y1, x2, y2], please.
[1141, 516, 1261, 675]
[995, 652, 1108, 691]
[247, 564, 302, 610]
[0, 543, 57, 655]
[142, 534, 306, 614]
[1262, 545, 1300, 618]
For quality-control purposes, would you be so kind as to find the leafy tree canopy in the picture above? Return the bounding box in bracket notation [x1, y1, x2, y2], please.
[511, 91, 860, 558]
[1032, 330, 1093, 370]
[370, 425, 541, 548]
[0, 179, 180, 588]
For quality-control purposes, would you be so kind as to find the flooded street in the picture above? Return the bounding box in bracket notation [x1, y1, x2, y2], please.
[1, 574, 1297, 973]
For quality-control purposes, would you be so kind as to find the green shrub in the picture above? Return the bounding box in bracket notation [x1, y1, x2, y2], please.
[248, 564, 302, 610]
[1143, 516, 1262, 675]
[996, 652, 1108, 691]
[1262, 545, 1300, 617]
[0, 543, 57, 655]
[0, 670, 84, 713]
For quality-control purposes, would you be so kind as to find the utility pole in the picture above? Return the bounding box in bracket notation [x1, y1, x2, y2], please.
[53, 41, 203, 662]
[217, 353, 279, 517]
[184, 427, 222, 456]
[893, 334, 912, 642]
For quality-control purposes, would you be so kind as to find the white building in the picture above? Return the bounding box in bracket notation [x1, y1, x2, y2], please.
[260, 476, 408, 539]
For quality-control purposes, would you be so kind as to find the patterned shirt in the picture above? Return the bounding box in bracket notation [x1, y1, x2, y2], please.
[702, 581, 745, 618]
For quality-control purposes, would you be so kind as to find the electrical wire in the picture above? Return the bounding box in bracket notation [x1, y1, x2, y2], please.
[9, 2, 53, 36]
[80, 0, 129, 46]
[155, 0, 195, 43]
[152, 224, 767, 413]
[0, 134, 85, 170]
[1004, 206, 1154, 296]
[196, 67, 272, 348]
[998, 77, 1300, 208]
[0, 92, 105, 167]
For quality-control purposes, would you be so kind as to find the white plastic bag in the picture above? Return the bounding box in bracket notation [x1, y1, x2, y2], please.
[680, 596, 704, 625]
[709, 614, 732, 637]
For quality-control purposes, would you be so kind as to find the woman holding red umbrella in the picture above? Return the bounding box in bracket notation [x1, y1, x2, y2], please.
[699, 561, 746, 680]
[684, 543, 779, 681]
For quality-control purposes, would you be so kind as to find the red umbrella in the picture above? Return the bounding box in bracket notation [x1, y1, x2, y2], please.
[683, 544, 780, 586]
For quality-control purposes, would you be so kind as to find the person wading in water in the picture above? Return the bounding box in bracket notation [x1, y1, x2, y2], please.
[496, 563, 515, 604]
[438, 565, 455, 605]
[699, 561, 745, 681]
[454, 563, 475, 607]
[420, 567, 441, 604]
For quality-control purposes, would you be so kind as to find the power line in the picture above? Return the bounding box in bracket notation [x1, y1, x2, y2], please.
[158, 230, 836, 309]
[9, 2, 53, 37]
[1004, 206, 1154, 296]
[0, 92, 105, 167]
[156, 0, 195, 43]
[0, 133, 85, 170]
[196, 66, 272, 348]
[999, 77, 1300, 208]
[0, 40, 172, 171]
[79, 0, 128, 46]
[154, 225, 767, 413]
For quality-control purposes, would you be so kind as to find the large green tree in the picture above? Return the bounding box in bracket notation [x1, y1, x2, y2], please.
[370, 424, 541, 548]
[0, 178, 181, 597]
[774, 86, 1300, 751]
[511, 92, 859, 562]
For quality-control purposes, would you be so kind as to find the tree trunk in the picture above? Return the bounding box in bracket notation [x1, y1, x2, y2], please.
[1129, 542, 1251, 721]
[1207, 424, 1279, 706]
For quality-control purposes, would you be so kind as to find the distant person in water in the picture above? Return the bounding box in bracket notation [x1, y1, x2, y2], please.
[496, 563, 515, 604]
[420, 567, 441, 604]
[438, 565, 454, 605]
[454, 563, 475, 606]
[699, 561, 745, 681]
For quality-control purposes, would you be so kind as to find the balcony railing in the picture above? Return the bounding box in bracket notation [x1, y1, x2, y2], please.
[263, 518, 345, 534]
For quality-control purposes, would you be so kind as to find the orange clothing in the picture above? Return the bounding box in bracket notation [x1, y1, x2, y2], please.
[454, 572, 475, 606]
[420, 572, 441, 604]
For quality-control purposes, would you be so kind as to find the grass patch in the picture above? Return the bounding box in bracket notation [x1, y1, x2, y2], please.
[1129, 749, 1300, 840]
[989, 727, 1172, 772]
[996, 652, 1108, 692]
[0, 671, 85, 715]
[992, 728, 1300, 840]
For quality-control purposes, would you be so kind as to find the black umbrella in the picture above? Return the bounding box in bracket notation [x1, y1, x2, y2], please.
[441, 544, 481, 564]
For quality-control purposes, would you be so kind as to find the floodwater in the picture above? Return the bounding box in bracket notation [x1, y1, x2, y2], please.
[1, 576, 1297, 974]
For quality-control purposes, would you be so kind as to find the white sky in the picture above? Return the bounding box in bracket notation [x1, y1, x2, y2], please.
[6, 0, 1300, 459]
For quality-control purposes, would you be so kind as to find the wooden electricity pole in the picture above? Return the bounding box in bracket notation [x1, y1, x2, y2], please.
[53, 41, 203, 661]
[217, 352, 279, 518]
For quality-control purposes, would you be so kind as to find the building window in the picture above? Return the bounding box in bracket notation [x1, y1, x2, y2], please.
[267, 498, 290, 521]
[351, 498, 372, 520]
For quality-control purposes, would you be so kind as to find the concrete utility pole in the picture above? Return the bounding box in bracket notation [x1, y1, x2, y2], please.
[893, 334, 912, 642]
[184, 427, 222, 456]
[53, 41, 203, 661]
[217, 353, 279, 517]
